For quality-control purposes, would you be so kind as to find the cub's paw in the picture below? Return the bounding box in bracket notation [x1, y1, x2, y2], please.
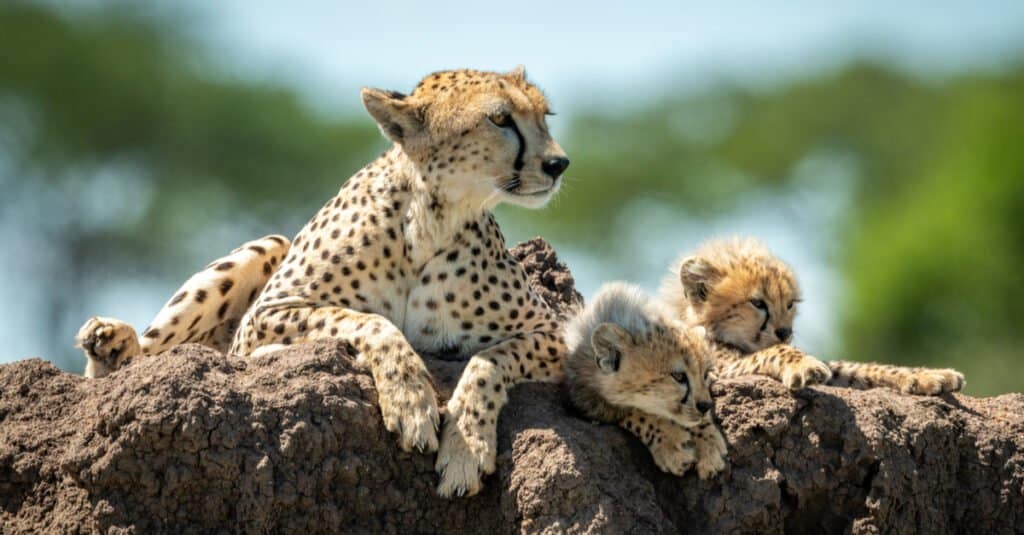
[75, 317, 140, 378]
[780, 353, 832, 389]
[694, 424, 728, 480]
[435, 397, 497, 498]
[903, 368, 965, 396]
[648, 423, 697, 476]
[377, 371, 440, 453]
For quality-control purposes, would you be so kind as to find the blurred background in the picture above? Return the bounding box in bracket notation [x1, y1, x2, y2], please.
[2, 1, 1022, 395]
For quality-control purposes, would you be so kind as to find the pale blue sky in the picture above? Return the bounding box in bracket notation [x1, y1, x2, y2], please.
[187, 0, 1024, 113]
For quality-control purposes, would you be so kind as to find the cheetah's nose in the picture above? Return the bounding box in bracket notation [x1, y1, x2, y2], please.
[775, 327, 792, 341]
[541, 156, 570, 178]
[696, 400, 713, 414]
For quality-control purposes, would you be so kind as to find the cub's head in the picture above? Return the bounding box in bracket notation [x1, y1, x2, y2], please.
[667, 237, 800, 354]
[566, 283, 715, 428]
[361, 66, 568, 210]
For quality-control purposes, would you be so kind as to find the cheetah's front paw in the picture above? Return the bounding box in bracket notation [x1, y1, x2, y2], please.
[647, 423, 697, 476]
[435, 402, 495, 498]
[694, 424, 727, 480]
[780, 354, 832, 389]
[903, 369, 965, 396]
[75, 317, 140, 378]
[377, 372, 440, 453]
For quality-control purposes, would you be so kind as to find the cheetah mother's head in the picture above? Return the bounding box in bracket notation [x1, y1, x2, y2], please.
[361, 67, 568, 210]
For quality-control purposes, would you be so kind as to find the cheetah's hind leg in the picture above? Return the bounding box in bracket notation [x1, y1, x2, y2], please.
[76, 234, 290, 376]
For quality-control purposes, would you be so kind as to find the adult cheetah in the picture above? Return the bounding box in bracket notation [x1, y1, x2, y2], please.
[76, 67, 571, 497]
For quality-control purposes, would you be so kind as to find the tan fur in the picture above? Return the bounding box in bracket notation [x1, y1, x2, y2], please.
[565, 282, 726, 478]
[76, 68, 572, 498]
[660, 237, 965, 395]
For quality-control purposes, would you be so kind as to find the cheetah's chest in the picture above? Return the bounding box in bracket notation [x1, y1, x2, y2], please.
[403, 243, 534, 357]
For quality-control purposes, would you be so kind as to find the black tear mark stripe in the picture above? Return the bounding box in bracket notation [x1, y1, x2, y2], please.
[759, 284, 771, 332]
[508, 118, 526, 172]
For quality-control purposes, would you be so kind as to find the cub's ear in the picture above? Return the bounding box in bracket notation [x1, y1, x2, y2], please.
[678, 256, 722, 303]
[361, 88, 424, 145]
[591, 323, 632, 373]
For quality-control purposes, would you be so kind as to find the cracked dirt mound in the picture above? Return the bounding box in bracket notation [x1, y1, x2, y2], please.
[2, 238, 1023, 533]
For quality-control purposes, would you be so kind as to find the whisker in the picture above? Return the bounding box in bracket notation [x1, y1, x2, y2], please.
[478, 189, 501, 211]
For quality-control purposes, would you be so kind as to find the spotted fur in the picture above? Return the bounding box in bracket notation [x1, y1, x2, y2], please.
[564, 282, 726, 479]
[660, 237, 965, 395]
[76, 234, 290, 377]
[76, 67, 571, 498]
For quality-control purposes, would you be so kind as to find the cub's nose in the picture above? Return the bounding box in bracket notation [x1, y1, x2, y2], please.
[696, 400, 713, 414]
[775, 327, 792, 341]
[541, 156, 570, 178]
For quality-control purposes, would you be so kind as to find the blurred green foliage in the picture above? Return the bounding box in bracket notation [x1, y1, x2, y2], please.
[1, 3, 1020, 394]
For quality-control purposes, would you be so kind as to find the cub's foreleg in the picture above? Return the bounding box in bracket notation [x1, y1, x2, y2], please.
[717, 344, 831, 389]
[620, 410, 696, 476]
[828, 361, 964, 395]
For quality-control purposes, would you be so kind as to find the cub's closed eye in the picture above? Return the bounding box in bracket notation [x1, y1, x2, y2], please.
[671, 371, 689, 385]
[489, 112, 512, 127]
[750, 298, 768, 310]
[545, 111, 556, 116]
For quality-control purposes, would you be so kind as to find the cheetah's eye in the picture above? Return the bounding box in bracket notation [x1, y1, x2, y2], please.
[671, 371, 689, 386]
[787, 301, 795, 310]
[750, 298, 768, 311]
[489, 112, 512, 127]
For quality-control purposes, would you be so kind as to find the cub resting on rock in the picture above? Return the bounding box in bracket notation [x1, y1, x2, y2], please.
[660, 237, 965, 394]
[564, 282, 727, 478]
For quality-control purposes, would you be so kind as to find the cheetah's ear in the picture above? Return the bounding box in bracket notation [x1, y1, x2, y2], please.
[508, 65, 527, 81]
[678, 256, 722, 303]
[592, 323, 631, 373]
[361, 88, 425, 145]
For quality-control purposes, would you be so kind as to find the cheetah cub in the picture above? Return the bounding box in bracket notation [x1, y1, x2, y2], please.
[565, 282, 727, 479]
[660, 237, 965, 395]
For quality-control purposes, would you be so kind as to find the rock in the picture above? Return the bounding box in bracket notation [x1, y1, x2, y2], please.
[1, 239, 1022, 533]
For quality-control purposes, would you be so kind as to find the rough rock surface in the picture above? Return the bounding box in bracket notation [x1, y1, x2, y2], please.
[1, 238, 1022, 534]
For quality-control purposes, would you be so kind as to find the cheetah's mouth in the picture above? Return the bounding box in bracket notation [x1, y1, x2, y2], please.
[500, 174, 556, 197]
